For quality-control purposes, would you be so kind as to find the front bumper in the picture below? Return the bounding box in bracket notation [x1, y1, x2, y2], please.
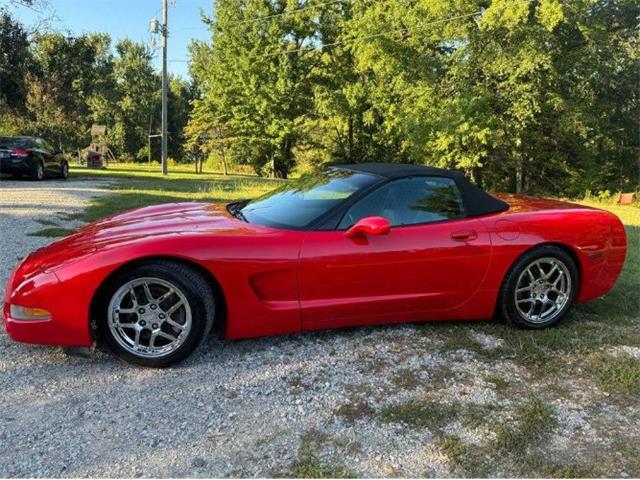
[2, 265, 92, 347]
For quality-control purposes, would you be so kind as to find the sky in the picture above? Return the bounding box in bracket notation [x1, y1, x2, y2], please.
[10, 0, 214, 78]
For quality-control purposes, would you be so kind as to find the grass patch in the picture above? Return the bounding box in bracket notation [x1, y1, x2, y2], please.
[484, 373, 511, 392]
[28, 227, 75, 237]
[610, 440, 640, 476]
[391, 368, 423, 390]
[69, 164, 283, 223]
[435, 399, 558, 476]
[378, 397, 498, 432]
[535, 462, 600, 478]
[334, 398, 374, 423]
[287, 458, 355, 479]
[493, 398, 556, 454]
[280, 430, 355, 478]
[35, 218, 61, 227]
[437, 435, 489, 477]
[378, 399, 459, 429]
[591, 353, 640, 396]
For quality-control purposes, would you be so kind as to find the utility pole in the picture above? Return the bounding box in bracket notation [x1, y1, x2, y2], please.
[161, 0, 169, 176]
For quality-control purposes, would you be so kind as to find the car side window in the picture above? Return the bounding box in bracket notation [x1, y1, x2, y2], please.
[338, 176, 465, 229]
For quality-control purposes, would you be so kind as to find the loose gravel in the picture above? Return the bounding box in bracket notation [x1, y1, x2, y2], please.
[0, 177, 112, 294]
[0, 177, 638, 478]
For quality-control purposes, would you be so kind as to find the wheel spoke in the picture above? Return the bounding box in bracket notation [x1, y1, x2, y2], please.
[157, 331, 178, 342]
[133, 328, 141, 350]
[117, 307, 137, 314]
[166, 318, 186, 330]
[114, 321, 137, 328]
[527, 269, 536, 283]
[129, 288, 138, 306]
[165, 300, 184, 317]
[553, 272, 564, 287]
[544, 264, 559, 280]
[157, 288, 175, 303]
[143, 282, 154, 303]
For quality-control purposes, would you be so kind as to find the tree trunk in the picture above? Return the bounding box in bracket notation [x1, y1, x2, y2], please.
[220, 144, 228, 176]
[515, 160, 524, 194]
[348, 116, 354, 162]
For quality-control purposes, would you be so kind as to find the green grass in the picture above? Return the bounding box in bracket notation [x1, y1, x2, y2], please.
[35, 218, 61, 227]
[286, 458, 355, 479]
[28, 227, 75, 237]
[378, 399, 459, 429]
[493, 397, 557, 454]
[592, 353, 640, 396]
[377, 398, 497, 431]
[277, 430, 356, 478]
[437, 435, 490, 477]
[69, 164, 284, 223]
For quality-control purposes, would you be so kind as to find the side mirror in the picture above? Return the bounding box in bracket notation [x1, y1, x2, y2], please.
[345, 216, 391, 238]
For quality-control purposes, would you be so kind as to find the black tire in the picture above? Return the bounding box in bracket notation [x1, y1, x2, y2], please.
[95, 260, 216, 367]
[59, 161, 69, 179]
[30, 161, 44, 181]
[499, 245, 579, 329]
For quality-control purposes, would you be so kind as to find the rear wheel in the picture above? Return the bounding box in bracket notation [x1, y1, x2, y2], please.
[30, 161, 44, 181]
[499, 245, 578, 329]
[59, 161, 69, 179]
[96, 261, 216, 367]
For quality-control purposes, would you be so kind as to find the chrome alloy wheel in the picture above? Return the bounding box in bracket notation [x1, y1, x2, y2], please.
[515, 257, 572, 324]
[107, 277, 192, 358]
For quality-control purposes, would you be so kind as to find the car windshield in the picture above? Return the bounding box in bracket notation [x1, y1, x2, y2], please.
[238, 168, 380, 229]
[0, 137, 32, 149]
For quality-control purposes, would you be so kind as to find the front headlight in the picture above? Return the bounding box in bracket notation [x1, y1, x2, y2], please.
[9, 305, 51, 320]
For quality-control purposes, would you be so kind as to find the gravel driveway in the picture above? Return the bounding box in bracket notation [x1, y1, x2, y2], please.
[0, 177, 638, 478]
[0, 178, 111, 297]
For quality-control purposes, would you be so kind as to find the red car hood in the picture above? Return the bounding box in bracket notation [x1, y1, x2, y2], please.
[23, 202, 252, 272]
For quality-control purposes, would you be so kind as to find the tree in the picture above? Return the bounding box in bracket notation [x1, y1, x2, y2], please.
[341, 0, 639, 194]
[108, 39, 160, 161]
[0, 12, 32, 112]
[23, 32, 116, 149]
[189, 0, 325, 178]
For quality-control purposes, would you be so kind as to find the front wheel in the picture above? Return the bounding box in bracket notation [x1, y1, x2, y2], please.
[499, 245, 579, 329]
[96, 261, 216, 367]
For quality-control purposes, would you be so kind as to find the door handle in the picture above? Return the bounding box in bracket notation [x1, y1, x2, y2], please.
[451, 230, 478, 241]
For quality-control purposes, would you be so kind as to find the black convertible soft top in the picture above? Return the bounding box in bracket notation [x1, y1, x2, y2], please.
[334, 162, 509, 217]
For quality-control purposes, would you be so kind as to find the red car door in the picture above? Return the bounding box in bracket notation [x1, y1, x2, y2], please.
[298, 176, 492, 329]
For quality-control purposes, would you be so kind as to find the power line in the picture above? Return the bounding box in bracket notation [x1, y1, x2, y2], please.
[181, 0, 349, 30]
[169, 9, 483, 63]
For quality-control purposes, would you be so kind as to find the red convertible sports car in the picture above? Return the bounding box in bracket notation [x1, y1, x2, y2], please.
[3, 163, 627, 367]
